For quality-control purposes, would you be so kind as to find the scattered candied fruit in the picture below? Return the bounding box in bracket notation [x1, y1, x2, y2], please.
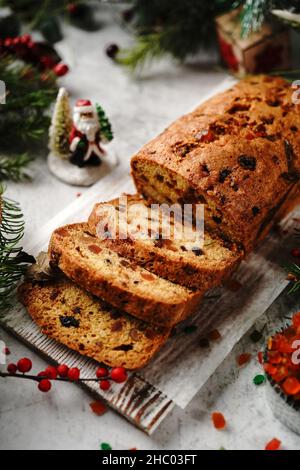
[265, 438, 281, 451]
[237, 353, 251, 366]
[211, 412, 226, 430]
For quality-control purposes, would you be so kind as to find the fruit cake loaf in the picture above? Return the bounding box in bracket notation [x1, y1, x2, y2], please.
[88, 194, 242, 290]
[131, 75, 300, 253]
[48, 223, 204, 327]
[19, 279, 170, 369]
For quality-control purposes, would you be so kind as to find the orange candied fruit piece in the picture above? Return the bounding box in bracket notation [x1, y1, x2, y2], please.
[272, 366, 289, 383]
[211, 412, 226, 430]
[237, 353, 251, 366]
[263, 363, 277, 377]
[265, 438, 281, 451]
[282, 377, 300, 396]
[267, 350, 282, 365]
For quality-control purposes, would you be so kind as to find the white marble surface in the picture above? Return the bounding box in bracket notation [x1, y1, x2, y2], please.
[1, 5, 299, 450]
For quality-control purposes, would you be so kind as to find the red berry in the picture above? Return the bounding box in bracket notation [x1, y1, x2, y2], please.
[57, 364, 69, 377]
[17, 357, 32, 373]
[7, 363, 17, 374]
[100, 380, 111, 391]
[38, 379, 52, 393]
[45, 366, 58, 379]
[110, 367, 127, 384]
[37, 371, 47, 378]
[68, 367, 80, 381]
[105, 44, 119, 59]
[53, 63, 69, 77]
[20, 34, 31, 44]
[4, 38, 13, 47]
[96, 367, 108, 379]
[265, 438, 281, 451]
[291, 248, 300, 258]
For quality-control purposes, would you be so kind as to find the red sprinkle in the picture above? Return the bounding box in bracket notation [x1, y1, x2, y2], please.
[67, 367, 80, 381]
[89, 401, 107, 416]
[237, 353, 252, 366]
[211, 412, 226, 430]
[17, 357, 32, 373]
[257, 351, 263, 364]
[38, 379, 52, 393]
[57, 364, 69, 377]
[265, 438, 281, 451]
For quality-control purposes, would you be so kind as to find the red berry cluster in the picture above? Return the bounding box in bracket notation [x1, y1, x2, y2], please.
[5, 357, 128, 393]
[0, 34, 69, 77]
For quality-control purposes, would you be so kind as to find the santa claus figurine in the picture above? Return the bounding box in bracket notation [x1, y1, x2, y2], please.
[48, 88, 114, 185]
[69, 99, 105, 167]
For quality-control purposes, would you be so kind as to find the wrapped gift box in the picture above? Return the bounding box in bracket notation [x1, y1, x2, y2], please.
[215, 9, 291, 76]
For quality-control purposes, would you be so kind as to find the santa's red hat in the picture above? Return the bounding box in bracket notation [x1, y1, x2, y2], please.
[74, 98, 94, 114]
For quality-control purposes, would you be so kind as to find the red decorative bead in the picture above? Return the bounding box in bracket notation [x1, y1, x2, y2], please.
[100, 380, 111, 391]
[110, 367, 128, 383]
[45, 366, 58, 379]
[57, 364, 69, 377]
[96, 367, 108, 379]
[67, 367, 80, 381]
[53, 63, 69, 77]
[7, 363, 17, 374]
[265, 438, 281, 451]
[38, 379, 52, 393]
[291, 248, 300, 258]
[211, 412, 226, 430]
[17, 357, 32, 373]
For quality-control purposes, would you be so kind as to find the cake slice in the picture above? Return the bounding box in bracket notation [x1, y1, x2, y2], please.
[48, 223, 204, 327]
[18, 279, 170, 370]
[88, 194, 242, 290]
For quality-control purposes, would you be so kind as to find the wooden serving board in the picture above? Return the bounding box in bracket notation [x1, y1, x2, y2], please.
[0, 167, 174, 435]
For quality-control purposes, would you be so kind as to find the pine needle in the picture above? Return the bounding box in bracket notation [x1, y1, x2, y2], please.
[0, 186, 34, 312]
[0, 154, 32, 182]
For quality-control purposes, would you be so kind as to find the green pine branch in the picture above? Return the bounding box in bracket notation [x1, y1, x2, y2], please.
[0, 55, 57, 154]
[0, 154, 32, 182]
[0, 186, 34, 312]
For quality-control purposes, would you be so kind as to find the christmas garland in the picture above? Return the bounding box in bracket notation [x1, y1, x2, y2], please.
[0, 185, 34, 312]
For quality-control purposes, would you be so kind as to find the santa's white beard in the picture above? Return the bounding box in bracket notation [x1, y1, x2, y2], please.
[73, 112, 99, 142]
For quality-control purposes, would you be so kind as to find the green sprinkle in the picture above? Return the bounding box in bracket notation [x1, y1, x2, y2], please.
[100, 442, 112, 450]
[253, 374, 265, 385]
[183, 325, 197, 334]
[250, 330, 263, 343]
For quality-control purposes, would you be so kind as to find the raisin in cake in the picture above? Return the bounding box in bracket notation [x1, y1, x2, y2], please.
[88, 194, 242, 290]
[131, 75, 300, 253]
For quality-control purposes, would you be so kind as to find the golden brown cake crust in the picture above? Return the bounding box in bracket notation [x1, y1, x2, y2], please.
[48, 223, 204, 327]
[131, 75, 300, 252]
[18, 279, 170, 370]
